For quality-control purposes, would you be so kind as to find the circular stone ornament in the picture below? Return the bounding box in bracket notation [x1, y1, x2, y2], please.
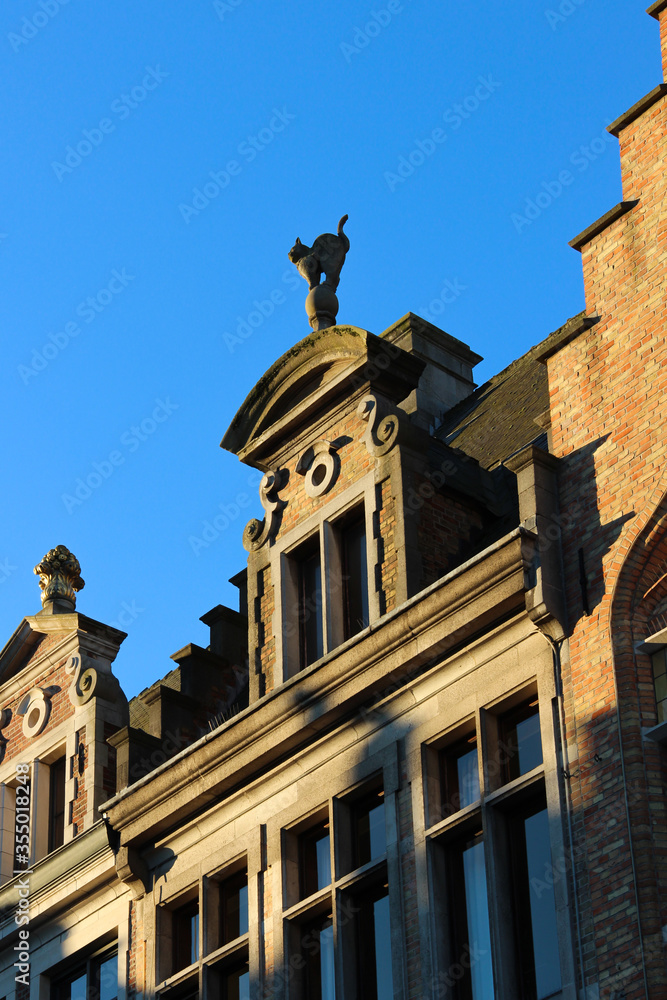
[18, 688, 51, 739]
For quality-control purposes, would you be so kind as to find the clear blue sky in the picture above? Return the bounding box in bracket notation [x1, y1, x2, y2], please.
[1, 0, 658, 698]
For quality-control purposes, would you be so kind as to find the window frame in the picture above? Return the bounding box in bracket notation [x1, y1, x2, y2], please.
[423, 685, 568, 1000]
[50, 944, 118, 1000]
[278, 483, 377, 679]
[281, 758, 403, 1000]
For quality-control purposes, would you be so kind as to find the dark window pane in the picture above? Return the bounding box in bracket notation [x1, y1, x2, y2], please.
[512, 807, 562, 1000]
[173, 903, 199, 972]
[501, 701, 543, 782]
[70, 974, 87, 1000]
[342, 516, 369, 638]
[303, 916, 335, 1000]
[353, 791, 386, 868]
[448, 833, 495, 999]
[221, 870, 248, 944]
[95, 954, 118, 1000]
[49, 757, 66, 853]
[300, 824, 331, 898]
[299, 547, 323, 668]
[440, 736, 480, 817]
[222, 964, 250, 1000]
[356, 887, 393, 999]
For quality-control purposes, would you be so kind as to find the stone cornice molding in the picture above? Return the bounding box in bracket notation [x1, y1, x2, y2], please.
[103, 528, 535, 848]
[221, 325, 424, 469]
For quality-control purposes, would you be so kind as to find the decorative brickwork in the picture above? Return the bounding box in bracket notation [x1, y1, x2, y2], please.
[3, 658, 74, 766]
[71, 728, 87, 835]
[257, 566, 275, 695]
[272, 405, 375, 542]
[416, 478, 485, 589]
[546, 31, 667, 997]
[127, 898, 145, 1000]
[378, 477, 398, 614]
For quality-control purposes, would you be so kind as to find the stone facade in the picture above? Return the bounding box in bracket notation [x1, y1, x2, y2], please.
[0, 7, 665, 1000]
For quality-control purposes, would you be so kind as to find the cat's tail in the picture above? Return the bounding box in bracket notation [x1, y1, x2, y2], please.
[337, 215, 348, 237]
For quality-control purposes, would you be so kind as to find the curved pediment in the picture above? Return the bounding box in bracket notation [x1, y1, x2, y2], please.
[221, 325, 423, 467]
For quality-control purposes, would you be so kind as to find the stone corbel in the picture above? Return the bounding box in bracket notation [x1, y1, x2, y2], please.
[18, 689, 52, 738]
[357, 393, 401, 457]
[296, 440, 339, 498]
[243, 470, 286, 552]
[113, 843, 151, 899]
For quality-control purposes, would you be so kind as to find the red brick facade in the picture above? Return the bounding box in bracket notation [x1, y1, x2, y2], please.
[544, 10, 667, 996]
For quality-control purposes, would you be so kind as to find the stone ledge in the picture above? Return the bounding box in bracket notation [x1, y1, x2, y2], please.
[535, 314, 600, 363]
[569, 201, 639, 252]
[607, 83, 667, 136]
[647, 0, 667, 20]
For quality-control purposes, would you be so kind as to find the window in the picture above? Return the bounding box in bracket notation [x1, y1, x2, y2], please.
[283, 502, 370, 674]
[299, 821, 331, 899]
[440, 732, 480, 818]
[49, 756, 66, 853]
[499, 698, 543, 782]
[158, 862, 250, 1000]
[220, 868, 249, 946]
[651, 648, 667, 723]
[52, 948, 118, 1000]
[341, 513, 369, 640]
[425, 691, 563, 1000]
[173, 901, 199, 973]
[509, 798, 562, 1000]
[283, 779, 396, 999]
[295, 538, 324, 669]
[158, 889, 200, 988]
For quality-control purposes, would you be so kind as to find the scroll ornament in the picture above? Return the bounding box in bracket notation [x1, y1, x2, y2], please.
[18, 688, 52, 738]
[66, 653, 99, 707]
[243, 471, 286, 552]
[357, 394, 400, 457]
[296, 441, 339, 498]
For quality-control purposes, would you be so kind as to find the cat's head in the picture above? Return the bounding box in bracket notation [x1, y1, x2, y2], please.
[288, 237, 310, 262]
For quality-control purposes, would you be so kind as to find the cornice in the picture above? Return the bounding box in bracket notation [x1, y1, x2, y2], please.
[607, 84, 667, 137]
[103, 527, 533, 846]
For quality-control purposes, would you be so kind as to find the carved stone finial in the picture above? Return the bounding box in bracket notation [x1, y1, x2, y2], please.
[34, 545, 84, 610]
[288, 215, 350, 331]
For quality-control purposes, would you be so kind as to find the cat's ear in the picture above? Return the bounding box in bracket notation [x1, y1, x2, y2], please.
[296, 237, 302, 245]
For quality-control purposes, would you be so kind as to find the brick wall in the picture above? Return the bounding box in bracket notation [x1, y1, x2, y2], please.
[416, 478, 485, 589]
[71, 728, 87, 836]
[127, 898, 145, 1000]
[2, 657, 76, 766]
[546, 20, 667, 996]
